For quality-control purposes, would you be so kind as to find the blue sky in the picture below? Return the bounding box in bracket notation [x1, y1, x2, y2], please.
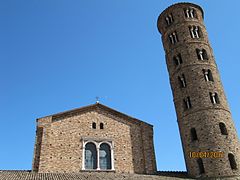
[0, 0, 240, 171]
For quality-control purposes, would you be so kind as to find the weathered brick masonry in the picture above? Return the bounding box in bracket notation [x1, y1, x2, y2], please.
[32, 103, 156, 174]
[157, 2, 240, 178]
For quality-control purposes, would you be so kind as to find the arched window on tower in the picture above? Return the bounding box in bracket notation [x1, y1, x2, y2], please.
[178, 74, 186, 88]
[210, 92, 220, 104]
[173, 54, 183, 66]
[85, 142, 97, 170]
[228, 153, 237, 170]
[184, 8, 197, 19]
[203, 69, 214, 82]
[169, 31, 179, 44]
[191, 128, 198, 141]
[189, 26, 201, 38]
[219, 122, 228, 135]
[165, 13, 174, 26]
[197, 158, 205, 174]
[196, 49, 208, 60]
[99, 143, 112, 170]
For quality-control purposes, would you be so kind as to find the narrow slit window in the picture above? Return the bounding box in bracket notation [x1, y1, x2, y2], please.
[173, 54, 183, 66]
[100, 123, 104, 129]
[228, 153, 237, 170]
[219, 122, 228, 135]
[178, 74, 186, 88]
[191, 128, 198, 141]
[184, 96, 192, 110]
[92, 122, 96, 129]
[197, 158, 205, 174]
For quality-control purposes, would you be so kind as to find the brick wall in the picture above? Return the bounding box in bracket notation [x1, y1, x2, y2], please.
[32, 104, 156, 174]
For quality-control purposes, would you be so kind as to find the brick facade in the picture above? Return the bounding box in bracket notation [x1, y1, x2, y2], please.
[32, 103, 156, 174]
[157, 2, 240, 178]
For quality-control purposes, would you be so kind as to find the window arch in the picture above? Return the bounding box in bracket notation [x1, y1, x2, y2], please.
[99, 143, 112, 170]
[196, 49, 208, 60]
[168, 31, 178, 44]
[165, 13, 174, 26]
[83, 140, 114, 171]
[197, 158, 205, 174]
[203, 69, 213, 82]
[85, 142, 97, 169]
[219, 122, 228, 135]
[210, 92, 220, 104]
[189, 26, 201, 38]
[228, 153, 237, 170]
[184, 8, 197, 19]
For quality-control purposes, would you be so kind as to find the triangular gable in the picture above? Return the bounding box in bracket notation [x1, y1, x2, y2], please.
[37, 103, 153, 127]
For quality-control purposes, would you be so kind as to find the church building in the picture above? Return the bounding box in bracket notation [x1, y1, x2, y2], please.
[32, 103, 157, 174]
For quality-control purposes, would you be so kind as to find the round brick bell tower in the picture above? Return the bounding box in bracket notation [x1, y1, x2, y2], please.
[157, 3, 240, 178]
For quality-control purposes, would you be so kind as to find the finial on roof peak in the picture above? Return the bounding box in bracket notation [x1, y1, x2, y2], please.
[95, 96, 100, 104]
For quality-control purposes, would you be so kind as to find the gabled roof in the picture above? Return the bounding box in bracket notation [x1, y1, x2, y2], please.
[37, 103, 153, 127]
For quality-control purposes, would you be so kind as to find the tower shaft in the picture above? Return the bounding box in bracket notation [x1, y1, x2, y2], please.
[157, 3, 240, 178]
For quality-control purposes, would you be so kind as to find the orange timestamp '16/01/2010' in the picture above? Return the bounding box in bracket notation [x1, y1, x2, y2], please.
[189, 151, 224, 158]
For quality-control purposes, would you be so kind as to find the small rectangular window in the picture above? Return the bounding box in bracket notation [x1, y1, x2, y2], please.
[100, 123, 104, 129]
[92, 122, 96, 129]
[191, 128, 198, 141]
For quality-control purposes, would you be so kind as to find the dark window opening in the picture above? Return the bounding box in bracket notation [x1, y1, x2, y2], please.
[228, 153, 237, 170]
[219, 122, 228, 135]
[165, 13, 174, 25]
[184, 8, 197, 19]
[92, 122, 96, 129]
[178, 74, 186, 88]
[173, 54, 183, 66]
[100, 123, 104, 129]
[210, 92, 220, 104]
[196, 49, 208, 60]
[203, 69, 214, 82]
[189, 26, 201, 38]
[169, 31, 179, 44]
[197, 158, 205, 174]
[183, 96, 192, 110]
[191, 128, 198, 141]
